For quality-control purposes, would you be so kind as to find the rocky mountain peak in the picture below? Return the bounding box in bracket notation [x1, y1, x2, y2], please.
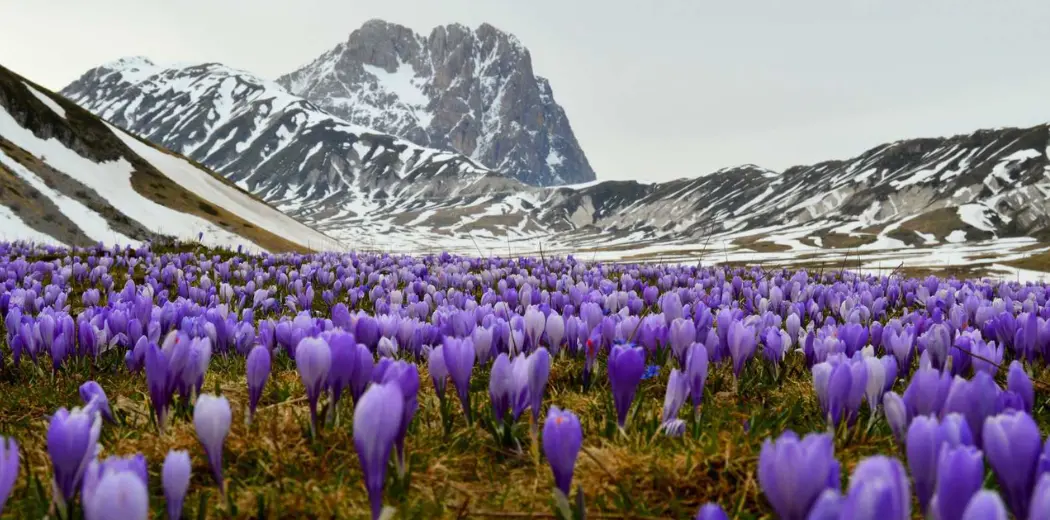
[277, 20, 595, 186]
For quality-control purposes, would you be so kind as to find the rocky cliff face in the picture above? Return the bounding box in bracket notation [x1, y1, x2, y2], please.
[276, 20, 595, 187]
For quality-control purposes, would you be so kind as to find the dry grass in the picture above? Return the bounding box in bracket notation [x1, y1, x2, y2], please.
[2, 350, 852, 519]
[1004, 250, 1050, 272]
[817, 233, 878, 250]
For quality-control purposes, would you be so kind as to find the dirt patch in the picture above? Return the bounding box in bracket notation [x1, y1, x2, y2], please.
[1003, 250, 1050, 272]
[733, 235, 793, 253]
[897, 207, 994, 242]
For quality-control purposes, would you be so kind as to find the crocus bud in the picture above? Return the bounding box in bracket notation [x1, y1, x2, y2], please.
[47, 406, 102, 505]
[79, 381, 115, 423]
[82, 467, 149, 520]
[983, 411, 1043, 518]
[193, 394, 231, 490]
[758, 431, 840, 520]
[961, 490, 1008, 520]
[162, 450, 192, 520]
[353, 382, 404, 520]
[933, 445, 984, 520]
[695, 503, 729, 520]
[542, 406, 582, 497]
[685, 343, 708, 410]
[443, 337, 476, 422]
[0, 437, 18, 515]
[295, 337, 332, 435]
[246, 346, 271, 423]
[608, 344, 645, 429]
[840, 456, 910, 520]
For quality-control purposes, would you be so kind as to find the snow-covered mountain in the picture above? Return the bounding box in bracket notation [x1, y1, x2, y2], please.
[0, 63, 339, 252]
[59, 53, 1050, 260]
[60, 57, 512, 218]
[276, 20, 595, 187]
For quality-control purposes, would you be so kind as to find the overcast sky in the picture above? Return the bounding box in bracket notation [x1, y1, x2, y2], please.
[3, 0, 1049, 183]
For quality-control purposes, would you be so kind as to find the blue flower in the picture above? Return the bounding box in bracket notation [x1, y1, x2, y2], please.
[641, 364, 660, 380]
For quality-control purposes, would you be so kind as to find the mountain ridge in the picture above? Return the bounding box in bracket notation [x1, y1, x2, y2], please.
[276, 19, 595, 187]
[57, 52, 1050, 256]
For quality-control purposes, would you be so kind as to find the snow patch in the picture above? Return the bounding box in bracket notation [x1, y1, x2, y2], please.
[109, 123, 340, 251]
[0, 205, 60, 244]
[0, 151, 136, 244]
[23, 82, 66, 119]
[956, 204, 996, 232]
[0, 102, 259, 251]
[362, 59, 433, 127]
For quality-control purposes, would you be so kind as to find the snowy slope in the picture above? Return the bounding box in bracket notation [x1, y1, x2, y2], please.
[0, 63, 339, 252]
[108, 124, 336, 250]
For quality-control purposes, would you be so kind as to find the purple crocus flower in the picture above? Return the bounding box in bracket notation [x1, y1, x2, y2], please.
[1029, 474, 1050, 520]
[546, 313, 565, 354]
[660, 368, 689, 436]
[806, 490, 844, 520]
[528, 347, 552, 424]
[79, 381, 114, 424]
[983, 411, 1043, 518]
[162, 450, 192, 520]
[919, 323, 952, 371]
[428, 345, 448, 399]
[295, 336, 332, 436]
[812, 359, 853, 428]
[727, 320, 756, 380]
[668, 318, 695, 365]
[902, 415, 934, 505]
[903, 366, 952, 420]
[685, 343, 708, 411]
[193, 394, 231, 491]
[0, 437, 18, 515]
[757, 431, 840, 520]
[350, 343, 374, 403]
[932, 444, 984, 520]
[840, 456, 910, 520]
[372, 359, 420, 476]
[542, 406, 582, 497]
[353, 382, 404, 520]
[443, 336, 476, 422]
[884, 328, 915, 370]
[695, 503, 729, 520]
[524, 306, 546, 351]
[1007, 361, 1034, 414]
[82, 466, 149, 520]
[608, 343, 646, 429]
[960, 490, 1009, 520]
[47, 406, 102, 505]
[144, 343, 175, 432]
[325, 330, 358, 410]
[837, 322, 868, 356]
[246, 345, 271, 424]
[906, 414, 975, 513]
[882, 391, 908, 443]
[489, 353, 513, 422]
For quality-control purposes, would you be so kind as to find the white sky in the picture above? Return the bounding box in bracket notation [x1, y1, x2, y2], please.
[3, 0, 1049, 183]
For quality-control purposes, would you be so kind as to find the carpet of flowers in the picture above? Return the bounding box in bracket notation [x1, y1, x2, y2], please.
[0, 240, 1048, 519]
